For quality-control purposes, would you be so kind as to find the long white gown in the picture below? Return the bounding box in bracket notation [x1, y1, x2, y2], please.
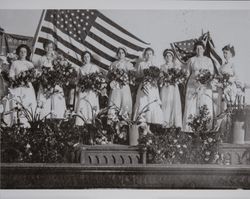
[160, 63, 182, 128]
[182, 56, 214, 132]
[108, 59, 134, 117]
[37, 55, 67, 119]
[75, 63, 100, 125]
[6, 60, 37, 126]
[133, 60, 163, 124]
[218, 59, 238, 113]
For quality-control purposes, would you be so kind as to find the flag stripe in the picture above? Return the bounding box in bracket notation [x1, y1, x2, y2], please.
[36, 37, 81, 62]
[93, 21, 144, 52]
[90, 26, 141, 56]
[35, 46, 82, 66]
[95, 16, 148, 48]
[39, 26, 115, 64]
[88, 31, 138, 60]
[97, 10, 149, 45]
[37, 34, 111, 67]
[208, 40, 223, 65]
[40, 26, 83, 56]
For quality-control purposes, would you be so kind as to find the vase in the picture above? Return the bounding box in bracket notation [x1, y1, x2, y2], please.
[129, 124, 139, 146]
[232, 110, 245, 144]
[232, 121, 245, 144]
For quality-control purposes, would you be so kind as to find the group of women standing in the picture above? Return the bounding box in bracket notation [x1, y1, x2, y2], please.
[0, 40, 240, 132]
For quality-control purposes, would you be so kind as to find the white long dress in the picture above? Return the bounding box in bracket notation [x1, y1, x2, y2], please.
[160, 63, 182, 128]
[182, 56, 214, 132]
[218, 59, 238, 113]
[133, 60, 163, 124]
[37, 55, 67, 119]
[108, 59, 135, 117]
[6, 60, 37, 126]
[75, 63, 100, 125]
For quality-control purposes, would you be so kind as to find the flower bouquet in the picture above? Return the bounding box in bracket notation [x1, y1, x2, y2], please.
[38, 55, 77, 97]
[107, 67, 130, 89]
[196, 69, 212, 85]
[78, 72, 107, 95]
[141, 66, 160, 93]
[159, 68, 187, 87]
[214, 72, 233, 90]
[6, 52, 18, 64]
[10, 68, 37, 88]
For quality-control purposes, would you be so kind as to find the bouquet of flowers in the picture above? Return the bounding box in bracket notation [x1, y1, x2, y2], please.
[78, 72, 107, 95]
[6, 52, 18, 64]
[214, 72, 233, 89]
[52, 54, 78, 87]
[188, 105, 211, 133]
[107, 68, 130, 89]
[159, 68, 187, 87]
[142, 66, 160, 91]
[127, 70, 137, 86]
[10, 68, 37, 88]
[38, 55, 77, 96]
[196, 69, 212, 85]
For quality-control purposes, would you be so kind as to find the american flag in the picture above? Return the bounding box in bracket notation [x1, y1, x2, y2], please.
[171, 32, 222, 73]
[32, 9, 149, 70]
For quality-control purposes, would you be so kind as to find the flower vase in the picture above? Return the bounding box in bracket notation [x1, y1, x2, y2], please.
[129, 124, 139, 146]
[232, 110, 245, 144]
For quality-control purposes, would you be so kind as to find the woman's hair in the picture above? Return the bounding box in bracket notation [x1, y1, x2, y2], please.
[163, 49, 175, 58]
[222, 44, 235, 57]
[143, 47, 155, 58]
[81, 50, 93, 62]
[116, 47, 128, 57]
[43, 41, 56, 50]
[16, 44, 31, 61]
[193, 41, 206, 52]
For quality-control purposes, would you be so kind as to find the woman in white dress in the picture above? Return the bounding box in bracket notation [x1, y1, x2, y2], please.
[182, 41, 214, 132]
[160, 49, 182, 128]
[75, 51, 100, 125]
[108, 47, 135, 117]
[7, 44, 37, 126]
[218, 44, 240, 112]
[133, 47, 163, 124]
[37, 41, 67, 119]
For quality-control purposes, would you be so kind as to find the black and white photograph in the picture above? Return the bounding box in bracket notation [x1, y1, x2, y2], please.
[0, 0, 250, 197]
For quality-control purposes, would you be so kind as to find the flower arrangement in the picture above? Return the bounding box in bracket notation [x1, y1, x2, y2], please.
[196, 69, 212, 85]
[159, 68, 187, 87]
[188, 105, 211, 133]
[214, 72, 233, 89]
[1, 119, 81, 163]
[107, 68, 131, 89]
[187, 105, 223, 163]
[78, 72, 107, 95]
[141, 66, 160, 94]
[6, 52, 18, 64]
[10, 68, 37, 88]
[38, 55, 77, 97]
[138, 125, 192, 164]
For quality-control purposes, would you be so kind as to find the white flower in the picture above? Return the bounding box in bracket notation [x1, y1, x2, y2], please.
[26, 144, 31, 149]
[205, 151, 211, 156]
[208, 137, 213, 143]
[183, 144, 187, 148]
[176, 145, 181, 148]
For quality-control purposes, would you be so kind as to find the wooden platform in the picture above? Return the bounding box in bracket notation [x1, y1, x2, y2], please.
[1, 144, 250, 189]
[1, 163, 250, 189]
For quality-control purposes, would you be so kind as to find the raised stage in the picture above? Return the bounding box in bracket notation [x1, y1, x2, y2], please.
[1, 143, 250, 189]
